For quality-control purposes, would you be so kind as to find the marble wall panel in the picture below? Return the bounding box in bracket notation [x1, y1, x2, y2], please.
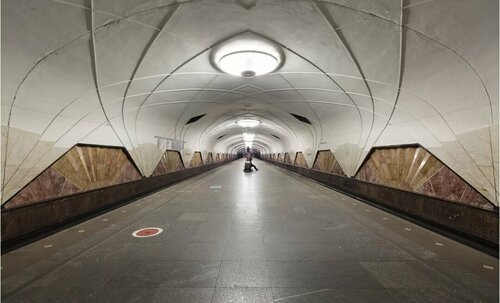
[52, 145, 141, 191]
[136, 143, 165, 178]
[294, 152, 309, 168]
[284, 153, 292, 164]
[206, 152, 214, 164]
[356, 146, 494, 210]
[6, 168, 79, 208]
[189, 151, 203, 168]
[5, 145, 142, 208]
[215, 153, 220, 162]
[312, 150, 346, 176]
[1, 127, 70, 203]
[152, 150, 185, 176]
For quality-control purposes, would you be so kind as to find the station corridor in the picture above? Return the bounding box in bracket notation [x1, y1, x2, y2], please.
[1, 159, 498, 302]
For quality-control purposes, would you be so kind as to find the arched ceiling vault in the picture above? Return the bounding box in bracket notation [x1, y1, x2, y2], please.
[1, 0, 498, 205]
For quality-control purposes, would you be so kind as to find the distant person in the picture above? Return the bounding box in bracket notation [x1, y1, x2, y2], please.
[246, 151, 258, 171]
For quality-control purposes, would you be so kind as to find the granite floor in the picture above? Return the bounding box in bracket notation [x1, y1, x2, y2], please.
[1, 159, 498, 302]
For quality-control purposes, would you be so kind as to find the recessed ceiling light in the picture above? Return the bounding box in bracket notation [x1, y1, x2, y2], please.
[219, 51, 278, 77]
[242, 133, 255, 141]
[236, 119, 261, 127]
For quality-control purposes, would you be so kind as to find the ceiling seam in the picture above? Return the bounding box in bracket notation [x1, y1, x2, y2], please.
[278, 74, 322, 163]
[175, 75, 221, 142]
[87, 0, 128, 157]
[131, 47, 211, 167]
[1, 0, 133, 191]
[120, 3, 180, 174]
[179, 83, 254, 146]
[314, 0, 496, 151]
[181, 81, 288, 148]
[2, 0, 187, 190]
[313, 0, 377, 176]
[200, 94, 301, 150]
[2, 31, 95, 191]
[194, 83, 300, 150]
[198, 111, 295, 150]
[275, 43, 366, 168]
[50, 0, 190, 40]
[361, 0, 405, 178]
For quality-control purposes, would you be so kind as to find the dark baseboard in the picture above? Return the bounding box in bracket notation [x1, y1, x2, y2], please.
[264, 160, 499, 257]
[1, 160, 235, 252]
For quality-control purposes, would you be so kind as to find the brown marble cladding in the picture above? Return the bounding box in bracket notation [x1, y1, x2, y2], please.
[189, 152, 204, 168]
[6, 145, 141, 208]
[277, 153, 283, 162]
[215, 153, 220, 162]
[284, 153, 292, 164]
[294, 152, 308, 168]
[206, 153, 214, 164]
[7, 168, 79, 208]
[52, 145, 141, 191]
[356, 146, 494, 210]
[152, 150, 185, 176]
[312, 150, 346, 176]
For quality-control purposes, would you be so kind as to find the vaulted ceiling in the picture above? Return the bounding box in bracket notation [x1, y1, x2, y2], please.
[2, 0, 498, 204]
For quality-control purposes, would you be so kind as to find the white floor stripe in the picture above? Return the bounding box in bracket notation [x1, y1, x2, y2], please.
[274, 289, 330, 302]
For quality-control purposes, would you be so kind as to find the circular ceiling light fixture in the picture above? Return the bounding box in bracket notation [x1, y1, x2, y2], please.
[242, 133, 255, 141]
[236, 119, 261, 127]
[219, 51, 279, 77]
[211, 32, 284, 78]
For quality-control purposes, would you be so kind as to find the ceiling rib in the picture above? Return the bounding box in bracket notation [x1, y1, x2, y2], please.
[368, 0, 406, 161]
[2, 0, 189, 189]
[313, 0, 376, 175]
[273, 41, 365, 164]
[173, 75, 220, 140]
[279, 74, 322, 154]
[131, 46, 211, 160]
[120, 3, 180, 173]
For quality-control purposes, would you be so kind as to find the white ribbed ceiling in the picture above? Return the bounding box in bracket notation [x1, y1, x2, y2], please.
[1, 0, 498, 204]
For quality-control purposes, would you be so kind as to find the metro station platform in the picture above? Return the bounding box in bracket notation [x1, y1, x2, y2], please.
[2, 159, 498, 302]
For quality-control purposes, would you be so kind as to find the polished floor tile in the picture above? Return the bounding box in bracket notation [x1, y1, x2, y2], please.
[216, 261, 270, 287]
[212, 288, 273, 303]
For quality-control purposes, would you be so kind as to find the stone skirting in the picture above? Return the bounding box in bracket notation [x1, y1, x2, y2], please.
[264, 159, 499, 250]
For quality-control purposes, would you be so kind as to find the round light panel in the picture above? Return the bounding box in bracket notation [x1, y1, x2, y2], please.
[211, 33, 284, 78]
[219, 51, 278, 77]
[242, 133, 255, 141]
[237, 119, 261, 127]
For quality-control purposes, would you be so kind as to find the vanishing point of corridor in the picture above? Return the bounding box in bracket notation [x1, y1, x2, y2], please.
[2, 160, 498, 302]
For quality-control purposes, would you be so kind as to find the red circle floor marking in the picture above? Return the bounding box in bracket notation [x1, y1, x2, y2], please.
[132, 227, 163, 238]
